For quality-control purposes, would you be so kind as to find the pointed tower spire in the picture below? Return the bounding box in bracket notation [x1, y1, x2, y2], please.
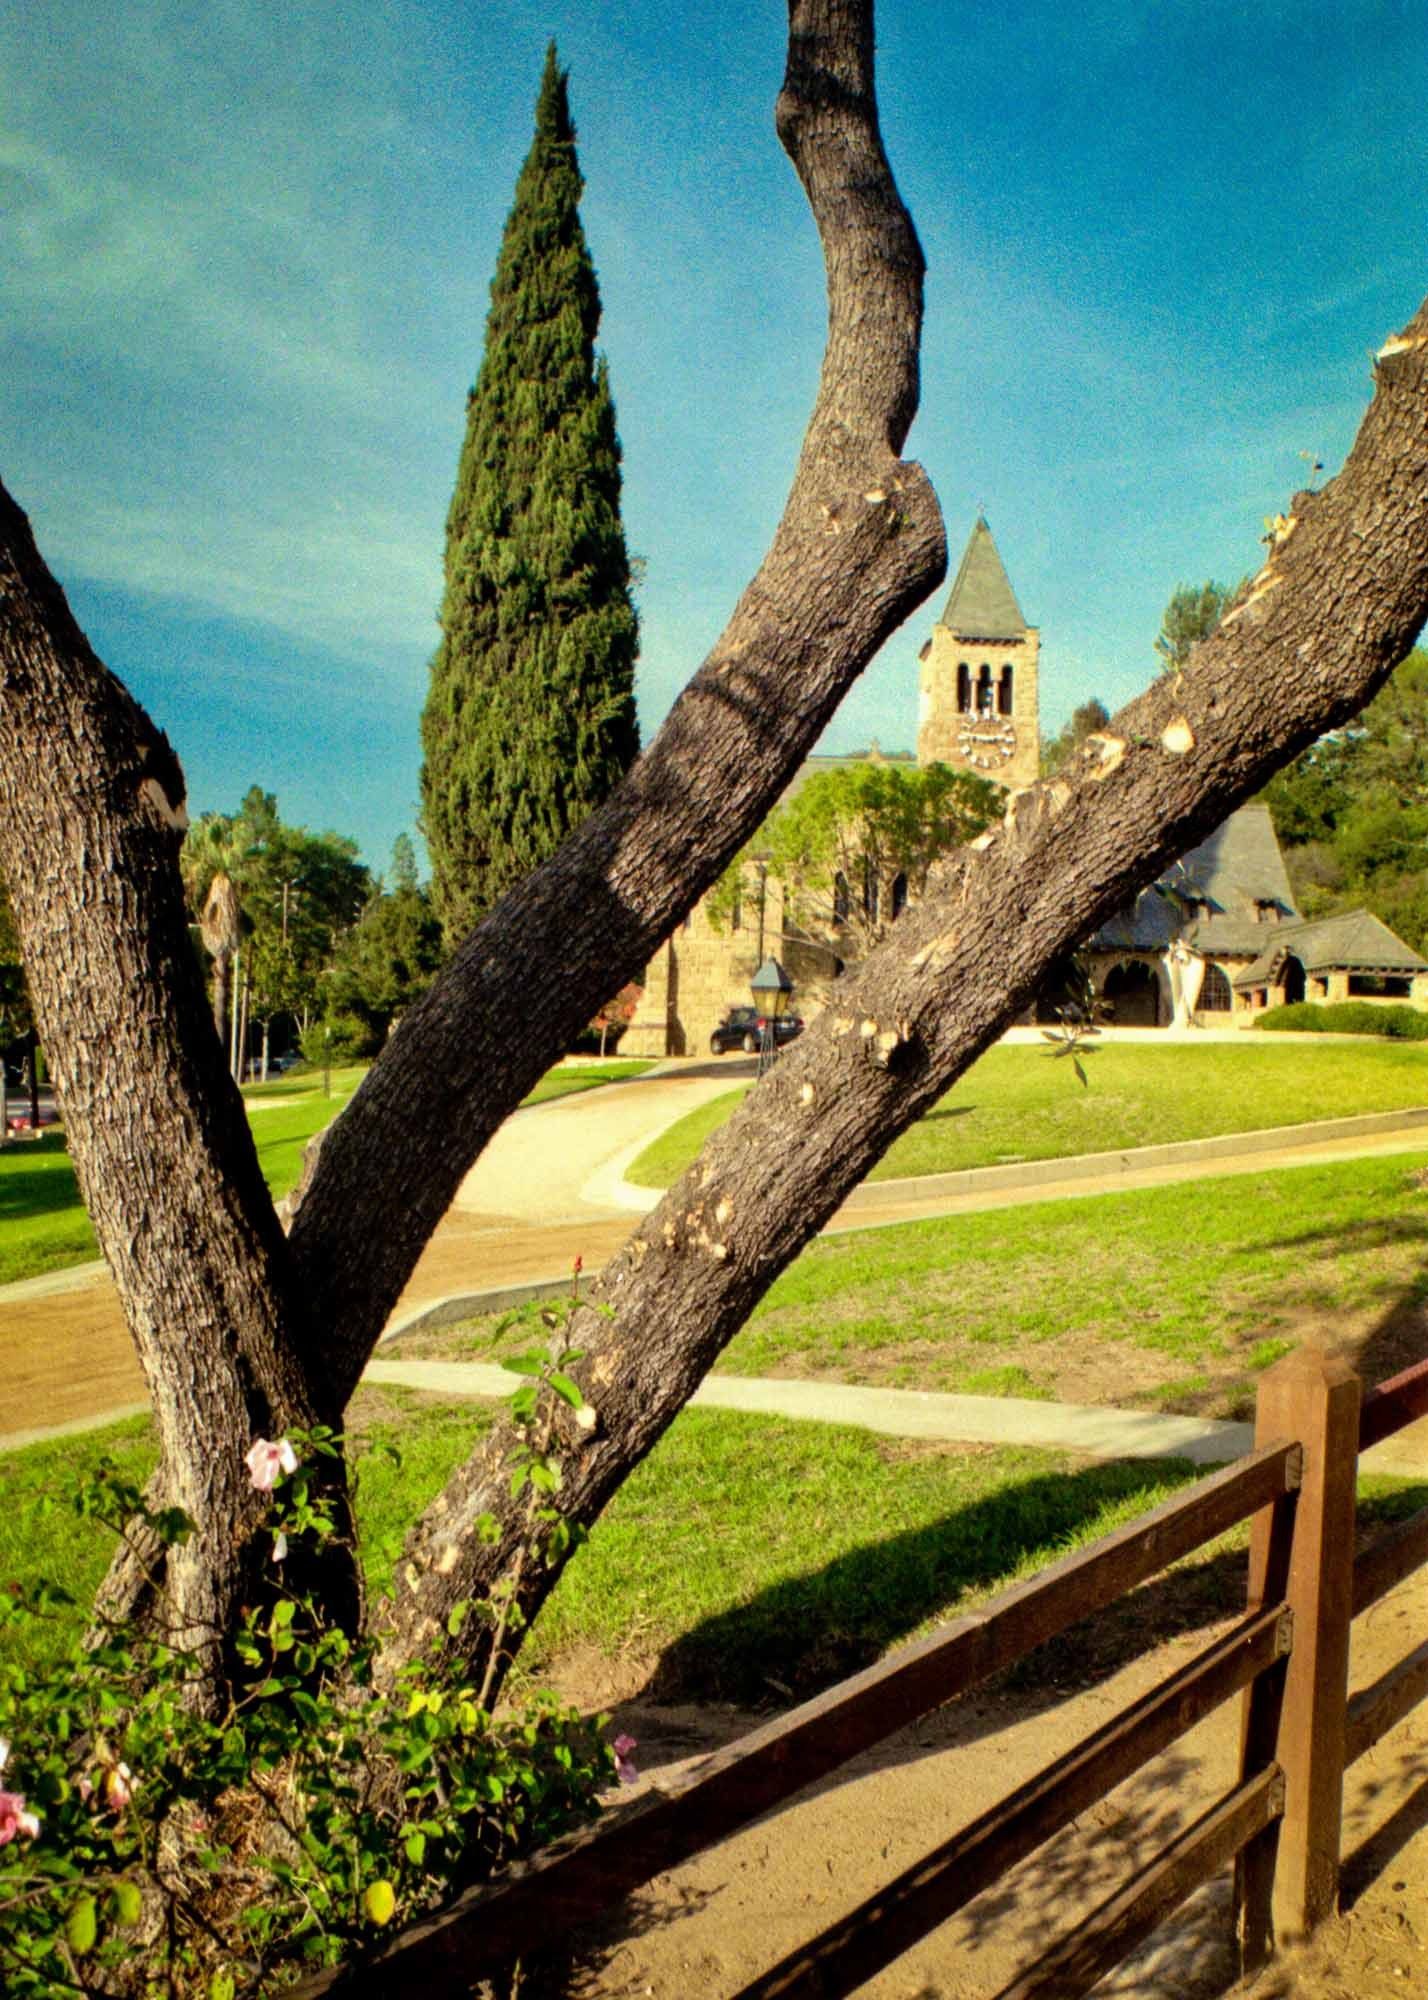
[940, 515, 1028, 639]
[917, 516, 1040, 788]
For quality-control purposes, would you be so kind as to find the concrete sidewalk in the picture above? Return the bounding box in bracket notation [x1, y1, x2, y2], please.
[362, 1356, 1427, 1477]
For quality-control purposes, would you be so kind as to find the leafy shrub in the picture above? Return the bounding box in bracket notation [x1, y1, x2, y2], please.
[0, 1323, 626, 1996]
[1257, 999, 1428, 1039]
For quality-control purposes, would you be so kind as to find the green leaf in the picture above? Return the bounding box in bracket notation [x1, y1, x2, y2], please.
[66, 1893, 98, 1956]
[210, 1973, 237, 2000]
[499, 1351, 547, 1377]
[110, 1879, 143, 1928]
[404, 1830, 426, 1867]
[547, 1371, 584, 1411]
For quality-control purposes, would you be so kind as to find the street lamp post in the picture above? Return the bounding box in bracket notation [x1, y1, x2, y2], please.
[750, 956, 794, 1078]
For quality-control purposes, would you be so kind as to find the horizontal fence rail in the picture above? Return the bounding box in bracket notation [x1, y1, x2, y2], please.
[1346, 1636, 1428, 1768]
[294, 1445, 1300, 1997]
[733, 1608, 1290, 2000]
[1358, 1353, 1428, 1452]
[992, 1767, 1285, 2000]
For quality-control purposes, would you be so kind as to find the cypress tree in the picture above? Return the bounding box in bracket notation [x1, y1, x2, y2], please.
[420, 44, 640, 941]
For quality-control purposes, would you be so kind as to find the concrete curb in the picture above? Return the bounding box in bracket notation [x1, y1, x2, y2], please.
[610, 1104, 1428, 1215]
[839, 1105, 1428, 1210]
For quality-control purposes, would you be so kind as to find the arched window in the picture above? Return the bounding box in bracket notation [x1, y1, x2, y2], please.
[957, 662, 971, 713]
[833, 871, 851, 925]
[1199, 963, 1232, 1012]
[998, 664, 1014, 716]
[891, 872, 908, 918]
[976, 664, 994, 715]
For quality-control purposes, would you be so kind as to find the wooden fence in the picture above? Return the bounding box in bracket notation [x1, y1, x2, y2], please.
[296, 1345, 1428, 1999]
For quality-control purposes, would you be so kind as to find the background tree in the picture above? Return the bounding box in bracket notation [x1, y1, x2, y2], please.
[712, 762, 1002, 966]
[2, 0, 1428, 1737]
[1154, 579, 1246, 675]
[1263, 647, 1428, 946]
[323, 835, 444, 1055]
[0, 872, 34, 1141]
[182, 789, 369, 1076]
[1041, 697, 1111, 775]
[588, 981, 642, 1056]
[419, 44, 640, 943]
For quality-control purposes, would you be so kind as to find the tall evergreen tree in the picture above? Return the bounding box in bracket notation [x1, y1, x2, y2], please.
[420, 44, 640, 941]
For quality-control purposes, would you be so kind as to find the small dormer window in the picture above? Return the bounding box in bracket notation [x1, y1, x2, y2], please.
[1255, 900, 1280, 925]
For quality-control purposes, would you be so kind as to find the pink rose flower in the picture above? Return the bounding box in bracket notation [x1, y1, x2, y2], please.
[102, 1762, 134, 1810]
[245, 1437, 298, 1492]
[0, 1790, 39, 1844]
[612, 1733, 638, 1785]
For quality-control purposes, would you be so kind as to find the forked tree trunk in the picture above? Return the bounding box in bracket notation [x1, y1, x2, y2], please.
[0, 0, 1426, 1701]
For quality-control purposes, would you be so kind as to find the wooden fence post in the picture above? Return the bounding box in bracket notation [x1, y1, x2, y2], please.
[1235, 1344, 1360, 1968]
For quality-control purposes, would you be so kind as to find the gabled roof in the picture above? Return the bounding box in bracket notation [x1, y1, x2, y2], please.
[939, 516, 1029, 640]
[1233, 908, 1428, 986]
[1090, 805, 1298, 955]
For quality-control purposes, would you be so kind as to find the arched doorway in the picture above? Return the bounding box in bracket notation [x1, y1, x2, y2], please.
[1281, 954, 1307, 1005]
[1103, 959, 1162, 1027]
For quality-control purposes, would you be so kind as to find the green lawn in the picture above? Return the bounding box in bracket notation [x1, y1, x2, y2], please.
[627, 1039, 1428, 1189]
[5, 1392, 1422, 1704]
[407, 1147, 1428, 1421]
[0, 1059, 650, 1289]
[0, 1393, 1200, 1698]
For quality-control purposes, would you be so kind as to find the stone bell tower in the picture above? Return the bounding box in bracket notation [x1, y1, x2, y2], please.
[917, 516, 1040, 790]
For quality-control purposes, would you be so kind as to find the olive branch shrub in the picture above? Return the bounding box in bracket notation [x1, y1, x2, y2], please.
[0, 1280, 634, 1997]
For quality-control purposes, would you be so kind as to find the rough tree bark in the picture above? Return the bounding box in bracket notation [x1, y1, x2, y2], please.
[1, 0, 1426, 1699]
[0, 487, 355, 1657]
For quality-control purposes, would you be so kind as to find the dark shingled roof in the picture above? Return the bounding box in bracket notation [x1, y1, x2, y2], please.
[1233, 909, 1428, 986]
[1091, 805, 1298, 955]
[939, 517, 1029, 640]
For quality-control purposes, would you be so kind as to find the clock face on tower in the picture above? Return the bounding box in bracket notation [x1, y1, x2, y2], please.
[956, 718, 1018, 771]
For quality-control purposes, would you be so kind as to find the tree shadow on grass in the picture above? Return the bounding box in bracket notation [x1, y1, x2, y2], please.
[0, 1144, 81, 1223]
[649, 1456, 1210, 1707]
[904, 1101, 976, 1128]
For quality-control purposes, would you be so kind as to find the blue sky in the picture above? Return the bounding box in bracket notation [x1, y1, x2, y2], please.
[4, 0, 1423, 871]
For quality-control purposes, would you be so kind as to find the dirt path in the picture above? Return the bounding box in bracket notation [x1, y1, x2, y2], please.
[529, 1555, 1428, 2000]
[0, 1065, 740, 1446]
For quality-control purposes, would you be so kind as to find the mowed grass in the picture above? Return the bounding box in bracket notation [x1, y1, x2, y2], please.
[627, 1039, 1428, 1189]
[0, 1059, 651, 1288]
[406, 1148, 1428, 1420]
[4, 1394, 1422, 1704]
[0, 1392, 1200, 1699]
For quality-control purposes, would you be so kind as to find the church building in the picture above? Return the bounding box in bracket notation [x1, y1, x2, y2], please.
[623, 519, 1427, 1055]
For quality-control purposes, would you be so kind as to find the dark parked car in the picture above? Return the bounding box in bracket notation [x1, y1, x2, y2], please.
[709, 1005, 805, 1055]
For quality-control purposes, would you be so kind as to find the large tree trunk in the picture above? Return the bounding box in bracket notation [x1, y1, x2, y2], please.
[0, 488, 358, 1664]
[0, 0, 1426, 1706]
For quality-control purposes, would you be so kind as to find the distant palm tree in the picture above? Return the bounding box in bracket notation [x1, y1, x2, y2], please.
[181, 816, 250, 1057]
